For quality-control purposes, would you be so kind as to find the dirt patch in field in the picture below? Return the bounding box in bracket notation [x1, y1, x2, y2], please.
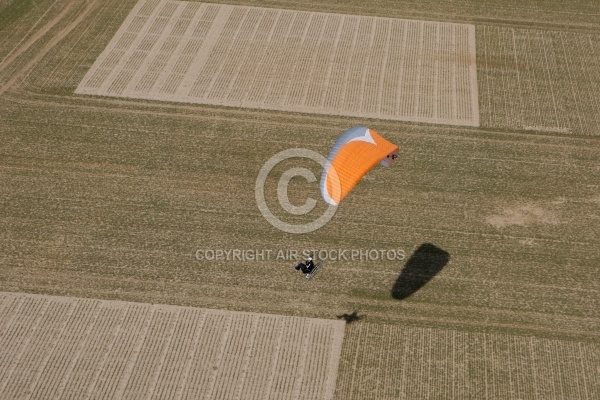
[486, 202, 560, 229]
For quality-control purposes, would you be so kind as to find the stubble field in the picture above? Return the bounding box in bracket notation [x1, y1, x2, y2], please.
[0, 292, 344, 399]
[1, 0, 599, 399]
[75, 0, 479, 126]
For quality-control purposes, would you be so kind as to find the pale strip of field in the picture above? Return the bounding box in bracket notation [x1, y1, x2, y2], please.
[75, 0, 479, 126]
[478, 25, 600, 135]
[0, 292, 345, 400]
[335, 322, 600, 400]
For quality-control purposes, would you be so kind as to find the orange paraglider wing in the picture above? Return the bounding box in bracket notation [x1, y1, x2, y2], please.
[320, 126, 399, 206]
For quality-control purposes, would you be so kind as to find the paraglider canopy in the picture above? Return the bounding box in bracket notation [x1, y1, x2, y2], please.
[320, 126, 399, 206]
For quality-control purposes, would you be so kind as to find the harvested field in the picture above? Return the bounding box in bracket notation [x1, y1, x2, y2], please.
[1, 0, 599, 399]
[336, 322, 600, 400]
[0, 291, 344, 400]
[478, 26, 600, 135]
[75, 0, 479, 126]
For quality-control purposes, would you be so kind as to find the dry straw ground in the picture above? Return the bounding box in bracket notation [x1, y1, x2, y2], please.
[75, 0, 479, 126]
[1, 0, 599, 399]
[0, 292, 344, 399]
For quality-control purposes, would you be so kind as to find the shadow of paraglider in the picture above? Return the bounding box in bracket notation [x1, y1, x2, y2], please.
[336, 310, 362, 324]
[391, 243, 450, 300]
